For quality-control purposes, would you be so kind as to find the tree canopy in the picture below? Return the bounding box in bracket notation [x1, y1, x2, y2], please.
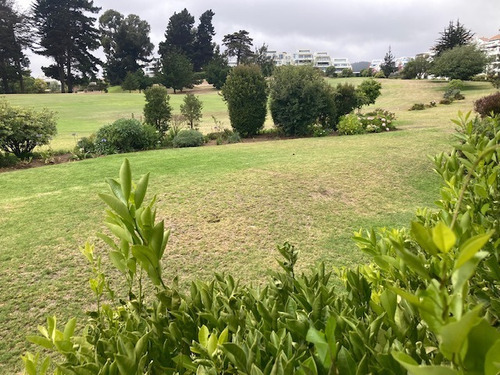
[160, 51, 194, 93]
[192, 10, 215, 71]
[432, 20, 474, 57]
[431, 44, 488, 80]
[222, 30, 254, 65]
[99, 9, 154, 85]
[31, 0, 101, 93]
[158, 8, 195, 61]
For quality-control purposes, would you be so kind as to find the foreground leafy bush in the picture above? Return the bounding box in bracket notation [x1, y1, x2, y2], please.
[0, 100, 57, 158]
[94, 118, 158, 155]
[474, 91, 500, 118]
[24, 114, 500, 374]
[172, 129, 204, 148]
[221, 65, 268, 137]
[0, 152, 19, 167]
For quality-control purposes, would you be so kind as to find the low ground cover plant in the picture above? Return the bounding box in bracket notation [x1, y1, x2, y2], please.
[338, 109, 396, 135]
[24, 112, 500, 374]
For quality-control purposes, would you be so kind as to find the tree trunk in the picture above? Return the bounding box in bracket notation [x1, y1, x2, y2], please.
[0, 59, 11, 94]
[58, 62, 65, 93]
[66, 57, 73, 93]
[15, 59, 24, 93]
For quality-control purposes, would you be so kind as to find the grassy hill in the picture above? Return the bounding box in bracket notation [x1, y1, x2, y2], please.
[0, 79, 496, 372]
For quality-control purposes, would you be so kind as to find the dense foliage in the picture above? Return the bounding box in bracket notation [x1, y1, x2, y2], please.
[0, 100, 56, 157]
[222, 30, 254, 66]
[180, 94, 203, 130]
[24, 113, 500, 374]
[143, 85, 172, 136]
[99, 10, 153, 85]
[160, 52, 194, 94]
[269, 65, 331, 135]
[221, 65, 268, 137]
[93, 118, 158, 154]
[474, 91, 500, 118]
[431, 45, 489, 81]
[24, 112, 500, 374]
[172, 129, 204, 148]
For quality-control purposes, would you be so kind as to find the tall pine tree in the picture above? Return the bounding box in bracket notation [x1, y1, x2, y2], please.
[192, 9, 215, 71]
[0, 0, 30, 93]
[380, 46, 397, 77]
[432, 20, 474, 57]
[31, 0, 101, 93]
[158, 8, 195, 61]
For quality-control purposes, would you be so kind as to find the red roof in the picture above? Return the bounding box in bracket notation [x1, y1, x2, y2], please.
[489, 34, 500, 41]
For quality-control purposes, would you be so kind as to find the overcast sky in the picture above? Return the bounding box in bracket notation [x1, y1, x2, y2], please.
[14, 0, 500, 77]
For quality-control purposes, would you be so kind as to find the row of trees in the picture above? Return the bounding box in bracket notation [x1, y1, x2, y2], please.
[0, 0, 270, 94]
[221, 64, 382, 137]
[397, 21, 489, 80]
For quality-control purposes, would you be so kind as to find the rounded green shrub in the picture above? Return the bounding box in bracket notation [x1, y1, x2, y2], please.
[172, 129, 204, 148]
[0, 100, 57, 158]
[94, 119, 159, 155]
[337, 113, 365, 135]
[221, 65, 268, 137]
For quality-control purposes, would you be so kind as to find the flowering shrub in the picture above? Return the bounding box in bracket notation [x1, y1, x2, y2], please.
[337, 113, 364, 135]
[359, 109, 396, 133]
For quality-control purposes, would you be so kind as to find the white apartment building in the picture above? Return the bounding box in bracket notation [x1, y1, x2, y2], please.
[266, 51, 293, 66]
[313, 52, 332, 71]
[331, 58, 352, 73]
[293, 49, 314, 65]
[478, 34, 500, 75]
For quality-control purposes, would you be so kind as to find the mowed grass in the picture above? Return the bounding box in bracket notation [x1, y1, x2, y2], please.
[0, 79, 496, 373]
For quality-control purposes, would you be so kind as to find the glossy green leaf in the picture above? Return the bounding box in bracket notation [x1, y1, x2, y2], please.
[337, 347, 356, 375]
[439, 305, 482, 360]
[119, 159, 132, 202]
[432, 222, 456, 254]
[411, 221, 438, 256]
[198, 325, 209, 348]
[62, 318, 76, 341]
[106, 223, 133, 244]
[222, 343, 248, 372]
[106, 178, 125, 204]
[306, 326, 331, 368]
[99, 193, 132, 223]
[27, 335, 54, 349]
[134, 173, 149, 208]
[455, 231, 493, 269]
[207, 332, 217, 357]
[393, 352, 458, 374]
[485, 339, 500, 375]
[218, 327, 229, 345]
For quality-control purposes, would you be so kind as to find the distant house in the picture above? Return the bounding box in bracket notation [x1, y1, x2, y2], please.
[331, 57, 352, 73]
[293, 49, 314, 65]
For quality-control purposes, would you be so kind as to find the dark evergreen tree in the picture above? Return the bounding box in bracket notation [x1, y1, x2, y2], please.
[0, 0, 30, 93]
[158, 8, 195, 61]
[250, 43, 275, 77]
[99, 10, 154, 85]
[222, 30, 254, 65]
[160, 51, 194, 93]
[205, 46, 230, 89]
[432, 20, 474, 57]
[380, 46, 397, 77]
[31, 0, 101, 93]
[192, 9, 215, 72]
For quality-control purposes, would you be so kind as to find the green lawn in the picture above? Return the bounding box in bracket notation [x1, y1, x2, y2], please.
[0, 79, 496, 373]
